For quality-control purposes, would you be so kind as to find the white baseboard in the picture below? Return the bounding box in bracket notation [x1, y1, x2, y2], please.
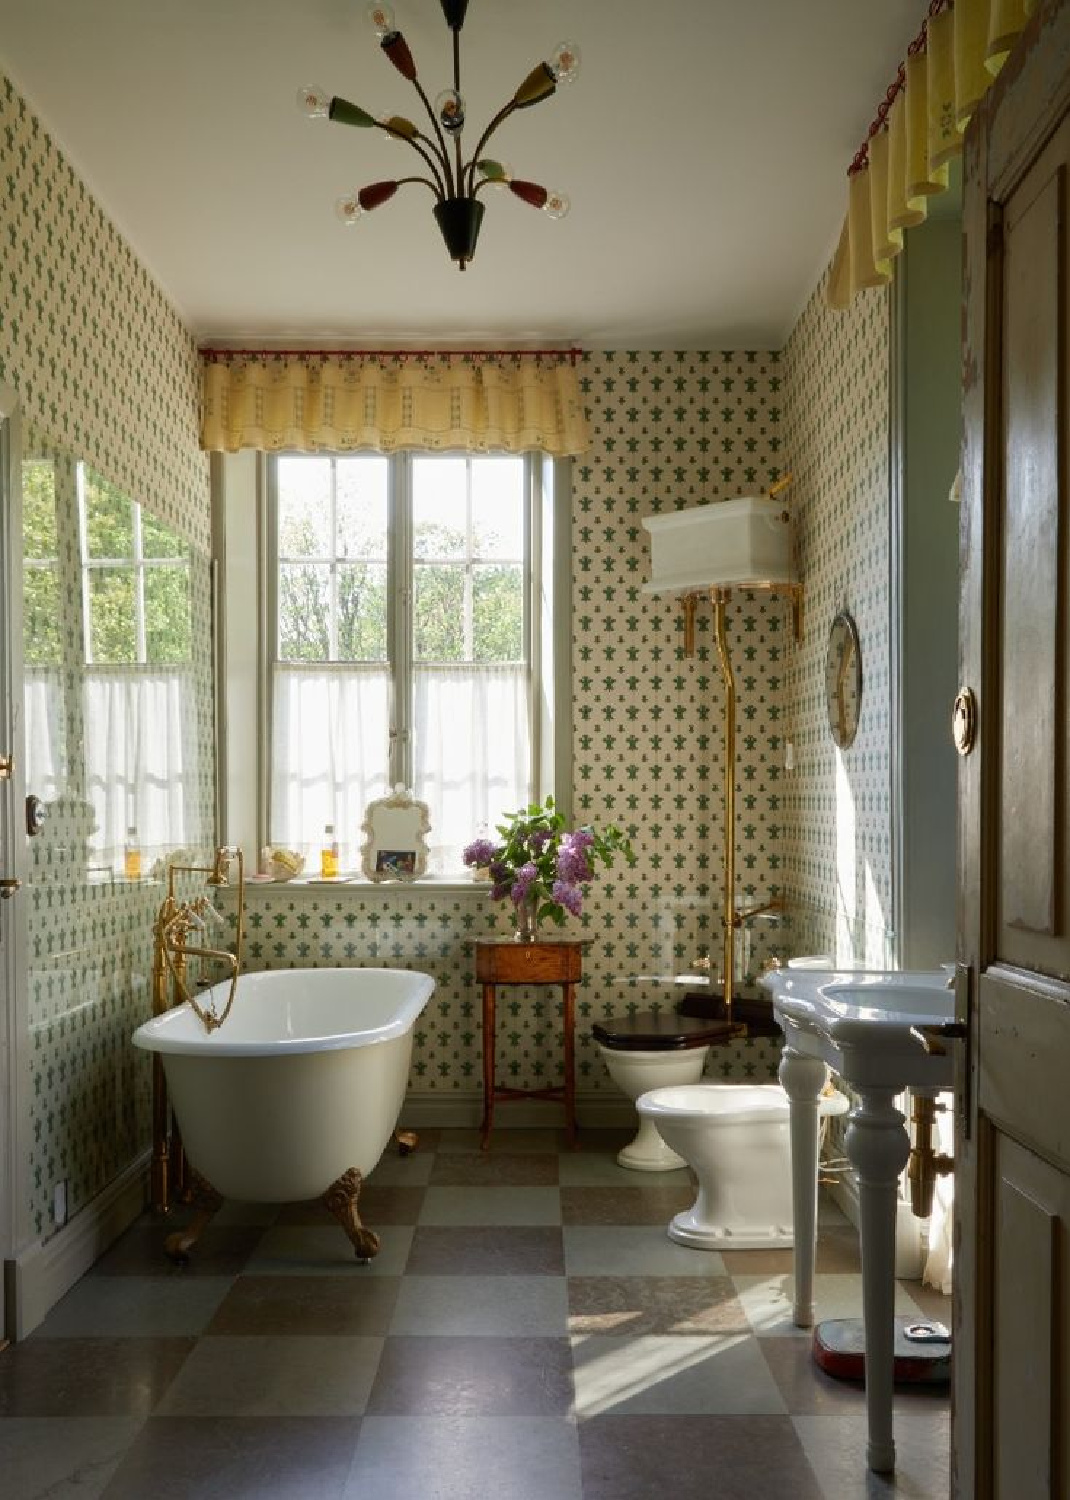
[4, 1153, 148, 1340]
[827, 1169, 926, 1280]
[400, 1090, 634, 1130]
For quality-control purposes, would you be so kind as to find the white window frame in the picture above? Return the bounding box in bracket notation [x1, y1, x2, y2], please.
[214, 449, 571, 874]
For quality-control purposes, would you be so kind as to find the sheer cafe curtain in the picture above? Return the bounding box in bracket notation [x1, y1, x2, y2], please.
[84, 670, 200, 868]
[271, 662, 530, 871]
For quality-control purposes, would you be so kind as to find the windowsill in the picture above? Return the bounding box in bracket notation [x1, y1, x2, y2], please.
[223, 875, 492, 898]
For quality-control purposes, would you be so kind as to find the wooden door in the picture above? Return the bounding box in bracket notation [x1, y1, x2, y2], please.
[958, 3, 1070, 1495]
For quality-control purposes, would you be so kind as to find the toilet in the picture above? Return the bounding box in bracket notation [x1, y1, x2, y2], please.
[636, 1081, 849, 1249]
[593, 1009, 741, 1171]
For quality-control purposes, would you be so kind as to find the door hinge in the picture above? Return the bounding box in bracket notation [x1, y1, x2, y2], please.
[0, 754, 12, 780]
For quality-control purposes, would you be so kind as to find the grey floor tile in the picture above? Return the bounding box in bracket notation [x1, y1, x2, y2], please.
[99, 1415, 358, 1500]
[367, 1335, 574, 1416]
[405, 1225, 565, 1276]
[419, 1186, 562, 1225]
[211, 1200, 283, 1228]
[0, 1339, 194, 1418]
[439, 1127, 563, 1155]
[430, 1152, 559, 1186]
[365, 1150, 434, 1186]
[733, 1272, 928, 1339]
[344, 1415, 582, 1500]
[571, 1332, 786, 1417]
[34, 1277, 233, 1339]
[243, 1224, 413, 1276]
[89, 1222, 264, 1278]
[0, 1416, 142, 1499]
[155, 1335, 384, 1417]
[568, 1275, 750, 1336]
[560, 1183, 695, 1225]
[759, 1336, 951, 1418]
[793, 1411, 951, 1499]
[578, 1414, 824, 1500]
[564, 1225, 727, 1277]
[558, 1152, 691, 1188]
[390, 1274, 568, 1335]
[721, 1222, 862, 1276]
[206, 1275, 399, 1336]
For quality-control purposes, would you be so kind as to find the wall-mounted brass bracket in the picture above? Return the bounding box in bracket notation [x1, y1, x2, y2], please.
[682, 593, 698, 657]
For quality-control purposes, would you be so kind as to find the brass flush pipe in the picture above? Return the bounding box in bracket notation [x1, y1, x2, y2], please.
[711, 586, 736, 1018]
[907, 1094, 954, 1218]
[681, 593, 698, 657]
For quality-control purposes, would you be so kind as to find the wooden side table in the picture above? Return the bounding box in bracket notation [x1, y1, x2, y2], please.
[475, 938, 584, 1149]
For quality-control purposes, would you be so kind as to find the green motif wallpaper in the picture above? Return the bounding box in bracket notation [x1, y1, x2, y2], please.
[1, 75, 214, 1239]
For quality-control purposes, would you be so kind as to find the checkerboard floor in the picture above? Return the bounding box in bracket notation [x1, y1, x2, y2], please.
[0, 1127, 951, 1498]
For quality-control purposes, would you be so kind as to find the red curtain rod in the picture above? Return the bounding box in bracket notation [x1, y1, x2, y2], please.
[200, 346, 583, 365]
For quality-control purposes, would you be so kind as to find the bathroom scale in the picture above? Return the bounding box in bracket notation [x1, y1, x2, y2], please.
[812, 1317, 951, 1385]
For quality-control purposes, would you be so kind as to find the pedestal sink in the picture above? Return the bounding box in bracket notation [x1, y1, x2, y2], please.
[759, 967, 959, 1475]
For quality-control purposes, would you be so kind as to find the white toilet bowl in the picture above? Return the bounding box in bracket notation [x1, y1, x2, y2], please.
[636, 1082, 847, 1249]
[597, 1044, 710, 1171]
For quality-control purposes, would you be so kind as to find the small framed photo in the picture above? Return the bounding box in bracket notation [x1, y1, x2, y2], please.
[375, 848, 417, 877]
[361, 787, 430, 882]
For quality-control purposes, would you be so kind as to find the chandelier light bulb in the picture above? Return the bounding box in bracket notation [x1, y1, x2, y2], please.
[435, 89, 466, 134]
[542, 189, 571, 219]
[335, 193, 364, 225]
[548, 41, 581, 86]
[297, 84, 331, 119]
[366, 2, 396, 38]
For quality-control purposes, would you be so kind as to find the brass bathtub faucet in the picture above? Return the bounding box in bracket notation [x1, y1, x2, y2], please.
[150, 847, 246, 1212]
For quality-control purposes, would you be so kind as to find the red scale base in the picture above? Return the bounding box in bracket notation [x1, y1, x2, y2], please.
[813, 1317, 951, 1386]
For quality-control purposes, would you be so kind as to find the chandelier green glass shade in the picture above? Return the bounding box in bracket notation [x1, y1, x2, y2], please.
[299, 0, 579, 270]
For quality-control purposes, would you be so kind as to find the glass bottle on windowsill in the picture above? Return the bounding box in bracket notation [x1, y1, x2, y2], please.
[124, 826, 141, 882]
[321, 824, 339, 879]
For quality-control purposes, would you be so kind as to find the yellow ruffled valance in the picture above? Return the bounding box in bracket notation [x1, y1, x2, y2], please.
[829, 0, 1038, 309]
[200, 352, 589, 457]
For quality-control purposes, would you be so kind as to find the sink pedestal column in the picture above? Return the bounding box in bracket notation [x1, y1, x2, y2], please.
[778, 1048, 827, 1327]
[845, 1085, 912, 1475]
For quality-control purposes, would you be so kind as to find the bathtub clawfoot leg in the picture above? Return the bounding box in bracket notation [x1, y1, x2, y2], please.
[395, 1129, 418, 1156]
[164, 1170, 223, 1264]
[323, 1167, 381, 1263]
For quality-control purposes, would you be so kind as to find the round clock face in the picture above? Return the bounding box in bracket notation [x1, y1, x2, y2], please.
[825, 611, 861, 749]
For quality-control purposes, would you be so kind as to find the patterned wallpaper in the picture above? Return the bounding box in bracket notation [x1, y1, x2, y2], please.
[1, 76, 214, 1239]
[0, 74, 208, 553]
[233, 352, 795, 1097]
[782, 274, 894, 965]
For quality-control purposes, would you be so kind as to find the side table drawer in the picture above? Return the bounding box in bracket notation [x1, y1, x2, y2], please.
[476, 941, 583, 985]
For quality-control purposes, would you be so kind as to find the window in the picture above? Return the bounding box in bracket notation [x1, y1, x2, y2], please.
[268, 451, 562, 872]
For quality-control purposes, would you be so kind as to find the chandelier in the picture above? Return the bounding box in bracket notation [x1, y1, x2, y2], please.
[299, 1, 580, 271]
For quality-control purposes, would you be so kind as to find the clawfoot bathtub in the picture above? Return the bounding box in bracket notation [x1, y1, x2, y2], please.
[133, 967, 434, 1261]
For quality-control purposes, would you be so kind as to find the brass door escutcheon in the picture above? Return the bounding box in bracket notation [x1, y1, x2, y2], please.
[952, 688, 977, 756]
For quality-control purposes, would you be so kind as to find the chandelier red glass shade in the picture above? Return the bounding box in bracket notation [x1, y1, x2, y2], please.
[298, 1, 579, 270]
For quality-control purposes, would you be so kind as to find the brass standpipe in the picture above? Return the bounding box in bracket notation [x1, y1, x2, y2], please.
[150, 846, 246, 1213]
[907, 1095, 954, 1219]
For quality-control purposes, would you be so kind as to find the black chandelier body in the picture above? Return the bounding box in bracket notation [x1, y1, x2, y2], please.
[299, 0, 579, 270]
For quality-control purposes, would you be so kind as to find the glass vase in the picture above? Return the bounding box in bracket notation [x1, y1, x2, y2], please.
[513, 893, 539, 942]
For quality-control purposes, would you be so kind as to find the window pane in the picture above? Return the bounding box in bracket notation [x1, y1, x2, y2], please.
[279, 563, 330, 660]
[336, 458, 388, 560]
[142, 510, 186, 559]
[337, 563, 388, 661]
[145, 564, 192, 663]
[24, 566, 62, 664]
[23, 460, 58, 559]
[84, 469, 134, 559]
[278, 457, 332, 557]
[88, 568, 137, 663]
[414, 563, 465, 661]
[471, 458, 524, 559]
[413, 457, 467, 559]
[473, 564, 523, 661]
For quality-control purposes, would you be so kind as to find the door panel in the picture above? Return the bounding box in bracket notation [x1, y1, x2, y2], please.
[958, 4, 1070, 1496]
[999, 164, 1062, 941]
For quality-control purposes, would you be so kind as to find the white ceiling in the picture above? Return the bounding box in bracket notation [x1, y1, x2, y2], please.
[0, 0, 920, 348]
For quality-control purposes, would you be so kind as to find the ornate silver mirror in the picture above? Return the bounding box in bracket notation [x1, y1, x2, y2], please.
[360, 785, 430, 882]
[825, 610, 862, 749]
